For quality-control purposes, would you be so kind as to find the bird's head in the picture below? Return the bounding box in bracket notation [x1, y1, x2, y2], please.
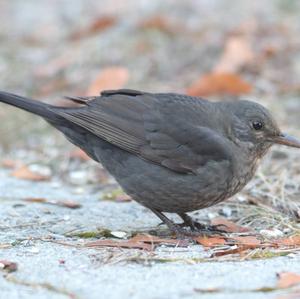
[224, 100, 300, 156]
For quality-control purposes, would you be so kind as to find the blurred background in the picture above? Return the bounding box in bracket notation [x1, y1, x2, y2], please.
[0, 0, 300, 216]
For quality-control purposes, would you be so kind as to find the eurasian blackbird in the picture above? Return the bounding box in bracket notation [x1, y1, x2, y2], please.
[1, 89, 300, 236]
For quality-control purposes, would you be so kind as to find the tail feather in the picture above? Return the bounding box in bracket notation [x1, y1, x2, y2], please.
[0, 91, 58, 121]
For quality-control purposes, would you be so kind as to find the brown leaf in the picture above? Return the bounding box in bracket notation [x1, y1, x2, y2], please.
[86, 67, 129, 96]
[12, 166, 50, 181]
[213, 246, 248, 257]
[214, 36, 254, 73]
[0, 260, 18, 272]
[277, 272, 300, 289]
[195, 236, 226, 247]
[24, 197, 47, 203]
[226, 236, 261, 248]
[131, 234, 187, 246]
[186, 72, 252, 97]
[114, 194, 132, 202]
[57, 200, 82, 209]
[138, 16, 176, 34]
[210, 217, 252, 233]
[70, 16, 117, 40]
[276, 235, 300, 247]
[2, 159, 23, 169]
[85, 239, 153, 251]
[69, 149, 91, 161]
[24, 198, 81, 209]
[85, 234, 185, 251]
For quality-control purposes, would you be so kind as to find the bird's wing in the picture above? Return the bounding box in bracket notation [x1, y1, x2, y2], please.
[52, 89, 233, 174]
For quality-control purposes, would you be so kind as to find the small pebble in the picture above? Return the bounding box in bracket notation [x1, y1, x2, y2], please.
[110, 231, 127, 239]
[69, 171, 88, 185]
[260, 229, 284, 238]
[29, 164, 52, 177]
[27, 247, 40, 254]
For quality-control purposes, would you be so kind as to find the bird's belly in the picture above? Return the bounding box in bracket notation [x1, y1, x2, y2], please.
[92, 140, 234, 213]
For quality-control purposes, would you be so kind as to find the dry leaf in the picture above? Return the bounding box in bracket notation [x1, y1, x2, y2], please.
[130, 234, 187, 246]
[24, 198, 47, 203]
[138, 16, 176, 34]
[277, 272, 300, 289]
[114, 194, 132, 202]
[186, 72, 252, 96]
[71, 16, 117, 40]
[57, 200, 82, 209]
[85, 239, 153, 251]
[86, 67, 129, 96]
[210, 217, 252, 233]
[214, 36, 254, 73]
[195, 236, 226, 247]
[213, 246, 249, 257]
[0, 260, 18, 272]
[24, 198, 81, 209]
[12, 166, 50, 181]
[2, 159, 23, 169]
[69, 149, 91, 161]
[276, 235, 300, 247]
[85, 234, 184, 251]
[227, 236, 261, 248]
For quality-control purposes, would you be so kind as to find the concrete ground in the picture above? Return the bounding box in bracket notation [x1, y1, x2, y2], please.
[0, 169, 299, 299]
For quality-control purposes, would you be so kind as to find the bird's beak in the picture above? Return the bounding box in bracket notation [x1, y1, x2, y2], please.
[272, 133, 300, 149]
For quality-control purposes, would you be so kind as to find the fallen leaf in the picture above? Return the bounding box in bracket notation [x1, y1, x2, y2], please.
[85, 239, 153, 251]
[70, 16, 117, 40]
[210, 217, 252, 233]
[214, 36, 254, 73]
[24, 198, 47, 203]
[12, 166, 50, 181]
[102, 188, 132, 202]
[24, 198, 81, 209]
[0, 260, 18, 272]
[2, 159, 23, 169]
[277, 272, 300, 289]
[276, 235, 300, 247]
[85, 234, 185, 251]
[130, 234, 187, 246]
[195, 236, 226, 247]
[227, 236, 261, 248]
[86, 67, 129, 96]
[57, 200, 82, 209]
[213, 246, 248, 257]
[69, 149, 91, 161]
[186, 72, 252, 96]
[138, 16, 177, 34]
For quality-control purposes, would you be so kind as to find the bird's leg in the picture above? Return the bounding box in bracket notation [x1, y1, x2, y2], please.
[148, 208, 194, 238]
[178, 213, 228, 234]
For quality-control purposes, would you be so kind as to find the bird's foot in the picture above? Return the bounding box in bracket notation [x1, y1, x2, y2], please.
[179, 213, 228, 234]
[149, 208, 228, 239]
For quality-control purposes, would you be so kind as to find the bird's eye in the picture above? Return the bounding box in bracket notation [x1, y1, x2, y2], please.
[252, 121, 264, 130]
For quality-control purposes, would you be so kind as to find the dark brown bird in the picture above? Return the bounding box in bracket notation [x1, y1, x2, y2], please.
[1, 89, 300, 236]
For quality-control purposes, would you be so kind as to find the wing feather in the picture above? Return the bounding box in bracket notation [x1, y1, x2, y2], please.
[52, 90, 233, 174]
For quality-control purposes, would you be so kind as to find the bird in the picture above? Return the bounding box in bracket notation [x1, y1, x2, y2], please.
[0, 89, 300, 237]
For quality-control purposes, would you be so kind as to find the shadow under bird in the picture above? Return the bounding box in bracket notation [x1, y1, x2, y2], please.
[1, 89, 300, 237]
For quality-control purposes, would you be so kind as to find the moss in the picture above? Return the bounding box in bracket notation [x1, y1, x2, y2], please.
[67, 229, 113, 239]
[249, 250, 290, 260]
[102, 188, 125, 201]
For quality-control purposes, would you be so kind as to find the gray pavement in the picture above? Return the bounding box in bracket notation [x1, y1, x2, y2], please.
[0, 169, 299, 299]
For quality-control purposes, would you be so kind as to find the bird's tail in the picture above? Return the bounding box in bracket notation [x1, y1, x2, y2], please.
[0, 91, 59, 121]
